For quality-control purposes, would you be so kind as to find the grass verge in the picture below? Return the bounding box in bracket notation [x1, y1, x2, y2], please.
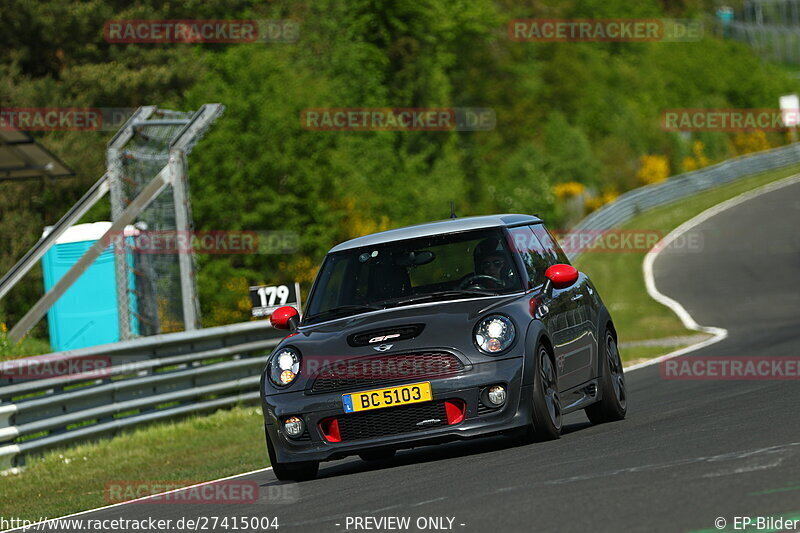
[0, 328, 51, 362]
[1, 405, 268, 522]
[575, 163, 800, 363]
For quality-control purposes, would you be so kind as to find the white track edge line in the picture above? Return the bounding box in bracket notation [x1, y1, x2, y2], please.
[626, 172, 800, 373]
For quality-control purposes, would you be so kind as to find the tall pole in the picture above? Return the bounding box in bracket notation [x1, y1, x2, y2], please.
[169, 149, 200, 330]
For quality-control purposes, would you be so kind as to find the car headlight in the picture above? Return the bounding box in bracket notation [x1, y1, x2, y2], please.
[269, 347, 301, 387]
[474, 315, 515, 354]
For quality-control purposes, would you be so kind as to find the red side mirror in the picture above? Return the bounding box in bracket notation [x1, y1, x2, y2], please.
[544, 264, 579, 290]
[270, 306, 299, 330]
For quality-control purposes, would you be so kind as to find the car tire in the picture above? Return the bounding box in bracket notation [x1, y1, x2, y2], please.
[519, 343, 562, 443]
[266, 431, 319, 482]
[585, 328, 627, 425]
[358, 449, 396, 462]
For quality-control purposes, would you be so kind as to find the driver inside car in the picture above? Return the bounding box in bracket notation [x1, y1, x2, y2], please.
[470, 238, 516, 289]
[479, 254, 507, 278]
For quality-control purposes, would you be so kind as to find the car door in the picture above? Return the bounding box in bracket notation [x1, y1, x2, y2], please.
[507, 225, 585, 392]
[530, 224, 595, 390]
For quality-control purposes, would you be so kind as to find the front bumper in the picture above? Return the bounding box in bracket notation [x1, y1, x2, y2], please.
[261, 356, 530, 463]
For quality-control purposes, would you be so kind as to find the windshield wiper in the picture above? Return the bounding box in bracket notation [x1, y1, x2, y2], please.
[387, 289, 499, 306]
[305, 304, 382, 322]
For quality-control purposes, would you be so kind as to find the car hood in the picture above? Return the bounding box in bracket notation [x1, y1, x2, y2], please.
[286, 293, 528, 360]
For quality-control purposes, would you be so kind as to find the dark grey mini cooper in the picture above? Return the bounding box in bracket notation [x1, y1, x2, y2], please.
[260, 214, 626, 481]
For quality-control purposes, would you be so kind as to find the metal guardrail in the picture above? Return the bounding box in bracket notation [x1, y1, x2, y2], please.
[567, 143, 800, 262]
[0, 320, 282, 469]
[3, 143, 800, 469]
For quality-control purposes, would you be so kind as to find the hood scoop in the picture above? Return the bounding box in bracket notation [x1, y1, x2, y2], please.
[347, 323, 425, 347]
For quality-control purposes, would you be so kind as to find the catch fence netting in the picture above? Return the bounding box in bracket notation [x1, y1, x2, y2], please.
[114, 110, 195, 335]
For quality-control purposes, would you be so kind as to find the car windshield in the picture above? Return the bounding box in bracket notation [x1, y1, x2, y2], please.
[304, 228, 523, 324]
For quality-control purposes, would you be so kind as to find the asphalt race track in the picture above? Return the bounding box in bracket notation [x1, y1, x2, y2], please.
[21, 180, 800, 533]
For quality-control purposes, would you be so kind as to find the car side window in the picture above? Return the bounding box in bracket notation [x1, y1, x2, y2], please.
[507, 226, 550, 287]
[530, 224, 570, 265]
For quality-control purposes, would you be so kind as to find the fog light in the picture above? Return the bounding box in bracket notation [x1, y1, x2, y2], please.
[487, 385, 507, 406]
[284, 416, 304, 437]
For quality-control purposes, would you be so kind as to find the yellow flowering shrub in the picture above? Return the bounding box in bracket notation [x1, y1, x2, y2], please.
[553, 181, 586, 200]
[341, 197, 392, 240]
[635, 155, 670, 185]
[732, 131, 771, 155]
[0, 322, 9, 357]
[278, 256, 318, 285]
[683, 140, 711, 172]
[157, 296, 189, 333]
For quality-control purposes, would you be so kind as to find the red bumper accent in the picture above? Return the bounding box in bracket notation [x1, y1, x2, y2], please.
[319, 418, 341, 442]
[444, 399, 465, 425]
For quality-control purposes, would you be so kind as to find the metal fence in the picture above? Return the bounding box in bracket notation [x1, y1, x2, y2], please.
[110, 108, 199, 338]
[725, 0, 800, 63]
[567, 143, 800, 261]
[0, 321, 282, 469]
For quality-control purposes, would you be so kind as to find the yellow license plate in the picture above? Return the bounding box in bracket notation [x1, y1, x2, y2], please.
[342, 382, 432, 413]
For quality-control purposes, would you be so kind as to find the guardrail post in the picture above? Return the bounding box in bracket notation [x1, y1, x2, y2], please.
[0, 444, 20, 470]
[0, 405, 17, 429]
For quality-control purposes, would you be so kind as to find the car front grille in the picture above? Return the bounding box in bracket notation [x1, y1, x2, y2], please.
[310, 352, 465, 394]
[335, 401, 449, 441]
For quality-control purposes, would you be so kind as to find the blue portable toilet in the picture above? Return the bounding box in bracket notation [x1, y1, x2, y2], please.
[716, 7, 734, 25]
[41, 222, 138, 351]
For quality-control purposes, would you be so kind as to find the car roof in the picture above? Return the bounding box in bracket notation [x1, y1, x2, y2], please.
[329, 213, 543, 253]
